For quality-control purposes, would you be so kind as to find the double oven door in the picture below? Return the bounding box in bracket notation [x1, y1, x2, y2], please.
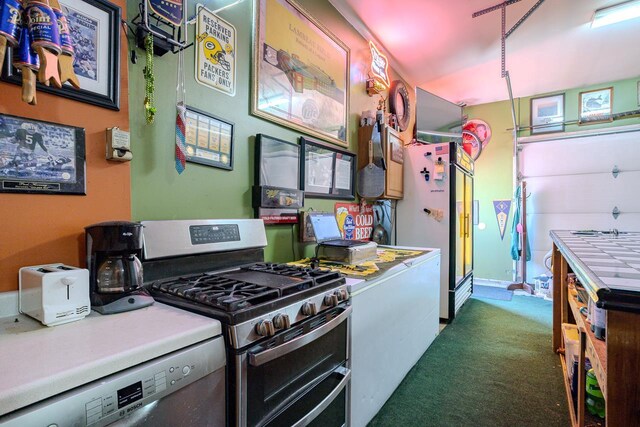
[231, 304, 351, 427]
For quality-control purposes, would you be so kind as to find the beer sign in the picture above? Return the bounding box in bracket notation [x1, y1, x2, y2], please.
[335, 202, 374, 241]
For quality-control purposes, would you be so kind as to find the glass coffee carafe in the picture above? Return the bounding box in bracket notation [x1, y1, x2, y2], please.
[96, 254, 143, 293]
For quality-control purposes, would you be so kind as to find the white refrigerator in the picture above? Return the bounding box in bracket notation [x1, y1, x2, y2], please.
[397, 142, 474, 321]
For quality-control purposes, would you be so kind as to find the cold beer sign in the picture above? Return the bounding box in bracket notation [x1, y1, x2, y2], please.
[335, 203, 373, 241]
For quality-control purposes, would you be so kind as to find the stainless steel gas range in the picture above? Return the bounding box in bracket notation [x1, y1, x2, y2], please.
[141, 219, 351, 427]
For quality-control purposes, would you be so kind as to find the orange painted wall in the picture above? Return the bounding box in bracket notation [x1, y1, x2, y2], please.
[0, 0, 130, 293]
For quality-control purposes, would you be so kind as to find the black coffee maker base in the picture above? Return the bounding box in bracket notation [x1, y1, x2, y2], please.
[93, 294, 155, 315]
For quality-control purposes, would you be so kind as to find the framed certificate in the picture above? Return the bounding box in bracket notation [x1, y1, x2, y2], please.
[300, 136, 355, 200]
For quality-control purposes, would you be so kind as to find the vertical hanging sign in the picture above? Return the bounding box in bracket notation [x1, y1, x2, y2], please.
[195, 5, 236, 96]
[493, 200, 512, 240]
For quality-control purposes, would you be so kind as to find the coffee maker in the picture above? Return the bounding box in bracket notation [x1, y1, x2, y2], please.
[85, 221, 154, 314]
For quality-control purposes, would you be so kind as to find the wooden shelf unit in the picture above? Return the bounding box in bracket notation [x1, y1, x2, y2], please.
[357, 124, 404, 200]
[552, 242, 639, 427]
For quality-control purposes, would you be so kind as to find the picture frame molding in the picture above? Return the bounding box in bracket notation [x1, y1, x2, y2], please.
[1, 0, 121, 110]
[530, 93, 565, 134]
[300, 136, 356, 200]
[251, 0, 350, 147]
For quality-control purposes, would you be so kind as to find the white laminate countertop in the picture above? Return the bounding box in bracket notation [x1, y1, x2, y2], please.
[347, 246, 440, 295]
[0, 297, 222, 416]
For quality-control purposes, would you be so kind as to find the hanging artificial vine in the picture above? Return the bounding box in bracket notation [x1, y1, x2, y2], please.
[143, 33, 156, 124]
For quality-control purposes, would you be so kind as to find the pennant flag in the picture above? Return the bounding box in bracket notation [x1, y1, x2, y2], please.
[493, 200, 512, 240]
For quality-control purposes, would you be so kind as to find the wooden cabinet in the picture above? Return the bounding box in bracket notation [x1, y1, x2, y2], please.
[551, 235, 640, 427]
[357, 124, 404, 200]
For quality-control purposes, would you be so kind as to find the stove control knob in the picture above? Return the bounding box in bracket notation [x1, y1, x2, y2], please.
[255, 320, 276, 337]
[324, 294, 339, 307]
[335, 289, 348, 301]
[301, 302, 318, 316]
[273, 313, 291, 330]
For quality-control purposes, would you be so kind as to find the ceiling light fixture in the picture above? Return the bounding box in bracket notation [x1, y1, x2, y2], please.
[591, 0, 640, 28]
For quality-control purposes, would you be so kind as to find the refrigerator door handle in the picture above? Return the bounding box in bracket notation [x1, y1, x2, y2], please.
[459, 214, 464, 238]
[465, 214, 470, 238]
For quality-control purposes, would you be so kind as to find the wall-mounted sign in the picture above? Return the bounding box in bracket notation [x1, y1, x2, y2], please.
[195, 4, 236, 96]
[369, 40, 390, 88]
[335, 202, 373, 241]
[493, 200, 512, 240]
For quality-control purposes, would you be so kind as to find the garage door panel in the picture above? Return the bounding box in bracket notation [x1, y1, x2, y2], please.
[518, 129, 640, 278]
[524, 172, 640, 214]
[526, 213, 640, 253]
[519, 134, 640, 177]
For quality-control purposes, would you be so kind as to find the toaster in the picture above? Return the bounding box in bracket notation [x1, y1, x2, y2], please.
[19, 263, 91, 326]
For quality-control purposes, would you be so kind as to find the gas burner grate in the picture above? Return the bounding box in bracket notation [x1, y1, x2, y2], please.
[244, 263, 342, 284]
[151, 274, 280, 311]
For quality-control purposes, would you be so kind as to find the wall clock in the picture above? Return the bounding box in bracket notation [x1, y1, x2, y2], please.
[389, 80, 410, 132]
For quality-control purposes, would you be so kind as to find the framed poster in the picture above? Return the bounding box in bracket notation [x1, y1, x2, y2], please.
[300, 137, 355, 200]
[579, 87, 613, 124]
[2, 0, 121, 110]
[184, 106, 234, 170]
[530, 94, 564, 134]
[252, 0, 350, 147]
[195, 4, 236, 96]
[0, 114, 86, 195]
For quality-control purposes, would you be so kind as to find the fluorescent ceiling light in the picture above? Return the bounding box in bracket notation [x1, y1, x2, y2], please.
[591, 0, 640, 28]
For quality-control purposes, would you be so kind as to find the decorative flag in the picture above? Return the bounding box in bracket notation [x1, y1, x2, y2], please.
[175, 101, 187, 173]
[175, 43, 186, 174]
[493, 200, 511, 240]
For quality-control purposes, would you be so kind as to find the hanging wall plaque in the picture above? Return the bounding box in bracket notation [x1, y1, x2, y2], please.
[195, 4, 236, 96]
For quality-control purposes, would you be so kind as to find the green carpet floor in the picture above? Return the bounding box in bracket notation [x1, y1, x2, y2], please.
[368, 295, 569, 427]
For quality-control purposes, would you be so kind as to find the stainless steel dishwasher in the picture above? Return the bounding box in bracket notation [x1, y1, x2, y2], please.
[0, 337, 226, 427]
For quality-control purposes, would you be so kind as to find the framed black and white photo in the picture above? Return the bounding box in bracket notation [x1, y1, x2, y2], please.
[300, 136, 355, 200]
[1, 0, 121, 110]
[530, 93, 564, 134]
[0, 114, 86, 195]
[184, 106, 234, 170]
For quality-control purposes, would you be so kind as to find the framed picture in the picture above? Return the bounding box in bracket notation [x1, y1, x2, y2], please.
[579, 87, 613, 124]
[530, 94, 564, 134]
[184, 106, 234, 170]
[255, 134, 300, 189]
[2, 0, 121, 110]
[300, 136, 356, 200]
[0, 113, 86, 195]
[252, 0, 350, 147]
[254, 133, 302, 224]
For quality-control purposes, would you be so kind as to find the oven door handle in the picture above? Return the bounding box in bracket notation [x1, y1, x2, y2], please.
[248, 305, 352, 367]
[291, 366, 351, 427]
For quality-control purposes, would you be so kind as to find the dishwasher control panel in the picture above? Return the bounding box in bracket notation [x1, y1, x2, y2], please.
[0, 337, 225, 427]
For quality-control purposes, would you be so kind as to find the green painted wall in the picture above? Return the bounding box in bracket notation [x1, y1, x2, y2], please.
[467, 76, 640, 280]
[128, 0, 409, 262]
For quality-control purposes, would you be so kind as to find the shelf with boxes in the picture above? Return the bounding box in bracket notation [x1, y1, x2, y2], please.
[551, 230, 640, 427]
